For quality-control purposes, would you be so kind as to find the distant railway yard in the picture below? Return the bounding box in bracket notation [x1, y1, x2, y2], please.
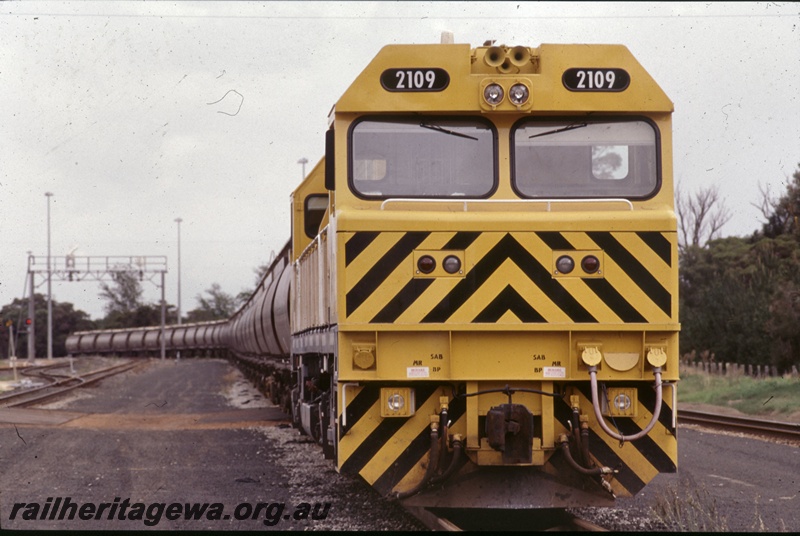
[1, 357, 797, 532]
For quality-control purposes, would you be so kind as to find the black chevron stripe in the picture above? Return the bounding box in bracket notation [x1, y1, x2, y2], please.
[369, 232, 482, 323]
[339, 385, 380, 437]
[635, 378, 677, 436]
[575, 383, 676, 474]
[345, 231, 379, 266]
[586, 426, 648, 494]
[422, 234, 596, 323]
[553, 396, 645, 494]
[443, 231, 482, 251]
[339, 416, 408, 477]
[536, 231, 575, 251]
[339, 384, 439, 477]
[587, 232, 671, 316]
[604, 419, 676, 473]
[346, 232, 430, 316]
[636, 231, 672, 267]
[583, 279, 647, 323]
[371, 279, 435, 323]
[473, 285, 547, 323]
[371, 395, 467, 494]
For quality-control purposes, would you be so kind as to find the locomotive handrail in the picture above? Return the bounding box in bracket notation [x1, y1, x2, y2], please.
[339, 382, 360, 428]
[297, 226, 329, 262]
[380, 198, 634, 211]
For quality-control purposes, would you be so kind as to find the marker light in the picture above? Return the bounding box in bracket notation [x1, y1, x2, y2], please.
[581, 255, 600, 274]
[555, 255, 575, 274]
[387, 393, 405, 412]
[443, 255, 462, 274]
[613, 393, 632, 412]
[381, 387, 415, 417]
[417, 255, 436, 274]
[483, 83, 504, 106]
[509, 83, 530, 106]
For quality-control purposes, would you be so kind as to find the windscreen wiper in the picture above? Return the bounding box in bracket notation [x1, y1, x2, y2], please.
[420, 123, 478, 141]
[528, 122, 588, 139]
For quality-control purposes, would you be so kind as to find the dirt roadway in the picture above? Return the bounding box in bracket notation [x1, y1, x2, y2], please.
[0, 358, 422, 531]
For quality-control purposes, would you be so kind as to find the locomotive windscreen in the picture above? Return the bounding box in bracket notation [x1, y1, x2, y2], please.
[512, 118, 659, 199]
[350, 117, 496, 198]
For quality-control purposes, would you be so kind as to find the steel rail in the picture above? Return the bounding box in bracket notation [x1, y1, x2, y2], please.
[402, 506, 608, 532]
[0, 361, 140, 408]
[0, 363, 74, 402]
[678, 409, 800, 442]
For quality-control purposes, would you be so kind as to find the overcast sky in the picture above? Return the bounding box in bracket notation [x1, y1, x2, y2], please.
[1, 1, 799, 321]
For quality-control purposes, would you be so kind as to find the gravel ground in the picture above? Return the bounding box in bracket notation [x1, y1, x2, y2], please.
[226, 367, 427, 531]
[10, 359, 793, 532]
[254, 425, 426, 531]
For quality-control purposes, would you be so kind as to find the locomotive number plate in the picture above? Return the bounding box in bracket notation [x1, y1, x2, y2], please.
[562, 68, 630, 92]
[381, 68, 450, 92]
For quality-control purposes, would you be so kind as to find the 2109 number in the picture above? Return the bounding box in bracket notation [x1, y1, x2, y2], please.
[381, 68, 450, 92]
[562, 68, 630, 92]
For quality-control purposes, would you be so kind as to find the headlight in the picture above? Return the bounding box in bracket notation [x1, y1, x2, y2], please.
[387, 394, 405, 412]
[613, 393, 632, 412]
[381, 388, 415, 417]
[442, 255, 462, 274]
[509, 83, 530, 105]
[483, 83, 504, 105]
[555, 255, 575, 274]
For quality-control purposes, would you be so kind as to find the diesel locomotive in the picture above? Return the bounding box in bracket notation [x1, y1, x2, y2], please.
[67, 40, 679, 510]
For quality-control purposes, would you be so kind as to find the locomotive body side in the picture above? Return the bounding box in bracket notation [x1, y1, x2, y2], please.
[290, 42, 678, 508]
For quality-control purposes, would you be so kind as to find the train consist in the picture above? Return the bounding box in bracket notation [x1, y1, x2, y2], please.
[67, 40, 679, 510]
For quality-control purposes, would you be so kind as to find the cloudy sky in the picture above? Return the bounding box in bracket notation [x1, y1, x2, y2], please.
[1, 1, 798, 322]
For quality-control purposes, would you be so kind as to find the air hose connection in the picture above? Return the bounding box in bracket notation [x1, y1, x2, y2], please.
[394, 416, 440, 499]
[580, 345, 666, 443]
[589, 365, 663, 443]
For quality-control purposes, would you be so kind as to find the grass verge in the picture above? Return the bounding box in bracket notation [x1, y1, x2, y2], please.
[679, 367, 800, 420]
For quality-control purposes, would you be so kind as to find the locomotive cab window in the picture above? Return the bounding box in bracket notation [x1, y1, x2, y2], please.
[512, 119, 659, 199]
[304, 194, 328, 238]
[349, 117, 497, 198]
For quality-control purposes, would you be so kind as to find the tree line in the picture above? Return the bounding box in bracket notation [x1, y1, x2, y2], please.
[679, 163, 800, 374]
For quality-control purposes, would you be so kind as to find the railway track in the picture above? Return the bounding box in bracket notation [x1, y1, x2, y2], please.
[0, 360, 140, 408]
[403, 408, 800, 531]
[678, 408, 800, 442]
[403, 506, 608, 531]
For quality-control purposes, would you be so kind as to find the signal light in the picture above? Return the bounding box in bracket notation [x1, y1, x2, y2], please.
[417, 255, 436, 274]
[555, 255, 575, 274]
[442, 255, 462, 274]
[26, 318, 32, 325]
[581, 255, 600, 274]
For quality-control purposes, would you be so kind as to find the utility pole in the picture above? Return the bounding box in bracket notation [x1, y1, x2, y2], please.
[28, 253, 35, 363]
[175, 217, 182, 361]
[45, 192, 54, 359]
[297, 157, 308, 180]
